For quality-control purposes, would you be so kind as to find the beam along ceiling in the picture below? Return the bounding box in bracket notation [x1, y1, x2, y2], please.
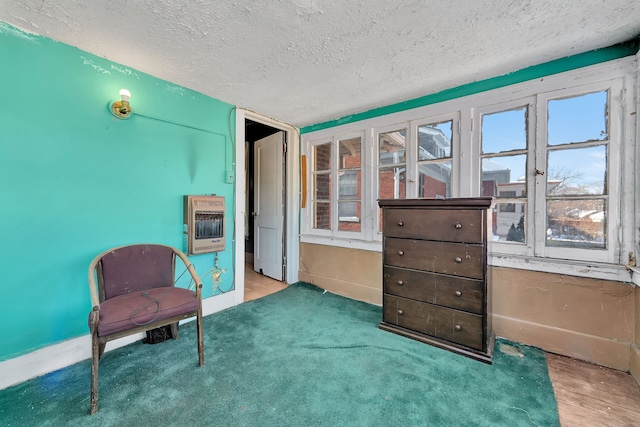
[2, 1, 639, 128]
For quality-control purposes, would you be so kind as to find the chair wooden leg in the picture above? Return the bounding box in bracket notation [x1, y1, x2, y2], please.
[170, 322, 179, 340]
[98, 342, 106, 361]
[90, 331, 100, 414]
[197, 309, 204, 366]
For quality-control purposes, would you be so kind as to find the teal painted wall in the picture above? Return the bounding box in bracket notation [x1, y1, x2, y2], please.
[301, 38, 639, 134]
[0, 23, 236, 361]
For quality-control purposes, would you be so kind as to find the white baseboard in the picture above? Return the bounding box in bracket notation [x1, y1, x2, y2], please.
[0, 291, 238, 390]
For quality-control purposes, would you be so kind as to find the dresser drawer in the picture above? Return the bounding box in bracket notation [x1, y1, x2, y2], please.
[384, 266, 484, 314]
[384, 208, 483, 243]
[384, 237, 484, 280]
[383, 295, 484, 350]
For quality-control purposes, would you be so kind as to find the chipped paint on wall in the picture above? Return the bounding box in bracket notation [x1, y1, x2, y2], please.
[110, 64, 139, 78]
[0, 22, 39, 41]
[166, 84, 186, 95]
[80, 56, 110, 74]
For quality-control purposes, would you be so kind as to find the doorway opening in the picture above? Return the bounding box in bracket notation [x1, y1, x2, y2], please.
[245, 119, 283, 279]
[234, 109, 300, 305]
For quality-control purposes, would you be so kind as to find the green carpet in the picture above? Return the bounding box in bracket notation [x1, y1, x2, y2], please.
[0, 282, 560, 426]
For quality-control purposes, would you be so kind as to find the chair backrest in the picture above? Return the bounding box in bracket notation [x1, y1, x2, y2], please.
[98, 244, 176, 300]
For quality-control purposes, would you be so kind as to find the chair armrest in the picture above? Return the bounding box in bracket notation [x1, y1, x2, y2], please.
[87, 249, 110, 309]
[171, 246, 203, 299]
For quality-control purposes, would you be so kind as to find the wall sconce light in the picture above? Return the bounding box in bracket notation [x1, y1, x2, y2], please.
[109, 89, 133, 119]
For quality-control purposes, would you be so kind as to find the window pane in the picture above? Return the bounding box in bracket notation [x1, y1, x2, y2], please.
[481, 155, 527, 197]
[338, 201, 361, 232]
[379, 166, 406, 199]
[379, 130, 406, 165]
[418, 121, 452, 160]
[338, 170, 358, 199]
[482, 107, 527, 154]
[547, 145, 606, 196]
[418, 161, 451, 198]
[493, 202, 526, 243]
[548, 91, 608, 146]
[314, 173, 331, 200]
[547, 199, 606, 249]
[314, 143, 331, 171]
[339, 137, 361, 168]
[314, 202, 331, 230]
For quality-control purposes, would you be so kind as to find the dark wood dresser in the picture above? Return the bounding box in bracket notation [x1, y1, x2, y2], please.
[378, 197, 494, 363]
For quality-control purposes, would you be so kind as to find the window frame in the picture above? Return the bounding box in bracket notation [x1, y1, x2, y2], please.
[305, 137, 334, 238]
[302, 132, 369, 242]
[373, 122, 410, 241]
[336, 133, 365, 235]
[473, 97, 536, 257]
[412, 112, 460, 199]
[533, 82, 623, 264]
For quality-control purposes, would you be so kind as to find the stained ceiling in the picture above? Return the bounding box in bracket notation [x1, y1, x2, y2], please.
[1, 1, 639, 128]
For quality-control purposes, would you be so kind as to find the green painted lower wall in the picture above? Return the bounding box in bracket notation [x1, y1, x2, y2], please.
[0, 23, 236, 361]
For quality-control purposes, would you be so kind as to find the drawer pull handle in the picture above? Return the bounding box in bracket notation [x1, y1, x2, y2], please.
[398, 250, 405, 256]
[454, 290, 462, 297]
[455, 223, 462, 229]
[397, 280, 404, 286]
[398, 309, 404, 315]
[455, 256, 462, 263]
[398, 221, 404, 227]
[454, 324, 462, 331]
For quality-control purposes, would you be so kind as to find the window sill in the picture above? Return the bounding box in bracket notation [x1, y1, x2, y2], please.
[300, 234, 380, 252]
[489, 252, 635, 284]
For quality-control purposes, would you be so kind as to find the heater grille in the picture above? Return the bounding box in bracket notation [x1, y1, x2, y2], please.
[195, 212, 224, 240]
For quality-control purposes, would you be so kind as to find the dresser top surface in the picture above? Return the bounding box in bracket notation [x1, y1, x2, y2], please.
[378, 197, 492, 208]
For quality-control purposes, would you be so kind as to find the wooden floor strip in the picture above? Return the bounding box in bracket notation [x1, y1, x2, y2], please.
[546, 352, 640, 427]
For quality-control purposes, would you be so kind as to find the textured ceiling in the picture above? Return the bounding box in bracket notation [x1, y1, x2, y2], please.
[2, 0, 639, 127]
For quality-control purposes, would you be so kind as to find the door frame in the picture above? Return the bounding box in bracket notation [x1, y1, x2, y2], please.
[234, 109, 300, 304]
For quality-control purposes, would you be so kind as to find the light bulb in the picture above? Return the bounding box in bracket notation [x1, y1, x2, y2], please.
[119, 89, 131, 101]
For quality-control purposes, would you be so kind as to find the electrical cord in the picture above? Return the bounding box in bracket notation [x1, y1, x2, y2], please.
[187, 253, 232, 294]
[130, 292, 161, 326]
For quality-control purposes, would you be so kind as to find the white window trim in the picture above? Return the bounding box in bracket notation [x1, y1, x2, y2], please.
[373, 121, 410, 242]
[473, 97, 536, 258]
[411, 111, 461, 198]
[300, 57, 638, 282]
[533, 82, 623, 264]
[334, 131, 367, 240]
[302, 137, 333, 239]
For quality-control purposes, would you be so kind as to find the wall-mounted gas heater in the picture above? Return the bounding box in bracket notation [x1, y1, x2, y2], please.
[184, 195, 226, 255]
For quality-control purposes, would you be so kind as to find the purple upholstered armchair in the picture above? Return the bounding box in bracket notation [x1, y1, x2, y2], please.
[87, 244, 204, 414]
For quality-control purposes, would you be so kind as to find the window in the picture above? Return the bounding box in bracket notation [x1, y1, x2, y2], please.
[536, 88, 617, 263]
[377, 128, 407, 199]
[377, 127, 407, 232]
[311, 141, 331, 230]
[478, 103, 531, 248]
[307, 133, 366, 240]
[301, 59, 634, 273]
[475, 87, 619, 262]
[544, 91, 608, 250]
[417, 120, 453, 199]
[338, 137, 362, 232]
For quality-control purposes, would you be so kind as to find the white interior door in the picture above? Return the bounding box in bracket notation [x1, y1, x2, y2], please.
[253, 131, 284, 280]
